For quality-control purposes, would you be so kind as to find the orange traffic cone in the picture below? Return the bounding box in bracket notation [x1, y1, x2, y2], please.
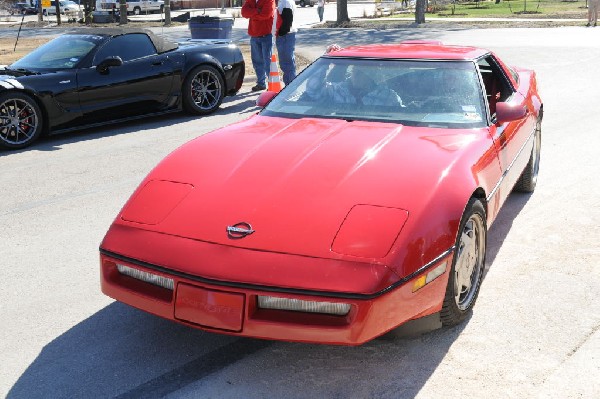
[268, 53, 282, 93]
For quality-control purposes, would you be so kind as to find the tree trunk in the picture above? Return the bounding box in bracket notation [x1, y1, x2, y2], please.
[119, 0, 128, 24]
[82, 0, 93, 25]
[164, 0, 171, 25]
[336, 0, 350, 24]
[54, 1, 61, 25]
[415, 0, 426, 24]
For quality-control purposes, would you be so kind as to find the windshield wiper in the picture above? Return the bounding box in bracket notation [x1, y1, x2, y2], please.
[4, 67, 39, 76]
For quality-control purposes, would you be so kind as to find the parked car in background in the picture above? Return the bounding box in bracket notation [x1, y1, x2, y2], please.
[0, 28, 245, 149]
[96, 0, 164, 15]
[295, 0, 315, 6]
[42, 0, 81, 15]
[10, 2, 38, 14]
[98, 41, 543, 345]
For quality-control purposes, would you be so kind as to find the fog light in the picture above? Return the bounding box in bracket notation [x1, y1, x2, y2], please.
[117, 264, 174, 290]
[412, 261, 447, 292]
[258, 296, 350, 316]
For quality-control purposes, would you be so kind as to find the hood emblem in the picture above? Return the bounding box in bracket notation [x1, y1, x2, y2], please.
[226, 222, 255, 239]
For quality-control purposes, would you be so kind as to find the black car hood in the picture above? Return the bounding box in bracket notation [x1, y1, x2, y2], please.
[0, 73, 27, 87]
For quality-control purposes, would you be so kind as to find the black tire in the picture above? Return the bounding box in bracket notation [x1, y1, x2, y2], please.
[514, 117, 541, 193]
[133, 6, 141, 15]
[441, 198, 487, 326]
[182, 65, 225, 115]
[0, 92, 43, 150]
[300, 0, 306, 7]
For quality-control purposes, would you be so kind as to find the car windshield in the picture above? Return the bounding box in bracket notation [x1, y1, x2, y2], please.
[262, 57, 487, 128]
[10, 34, 102, 70]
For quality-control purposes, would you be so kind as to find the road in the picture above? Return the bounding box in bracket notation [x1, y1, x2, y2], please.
[1, 24, 599, 399]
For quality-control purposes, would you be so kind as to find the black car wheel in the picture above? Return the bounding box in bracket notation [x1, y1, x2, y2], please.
[514, 117, 542, 193]
[0, 92, 43, 150]
[182, 65, 225, 115]
[133, 6, 141, 15]
[300, 0, 306, 6]
[440, 198, 487, 326]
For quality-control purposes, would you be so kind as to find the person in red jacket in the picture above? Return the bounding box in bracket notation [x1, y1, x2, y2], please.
[242, 0, 276, 91]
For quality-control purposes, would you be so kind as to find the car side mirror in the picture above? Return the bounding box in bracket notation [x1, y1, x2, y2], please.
[495, 102, 527, 124]
[256, 91, 278, 107]
[96, 56, 123, 74]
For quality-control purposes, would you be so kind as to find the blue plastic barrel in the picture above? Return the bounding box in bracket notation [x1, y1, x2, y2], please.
[189, 16, 234, 39]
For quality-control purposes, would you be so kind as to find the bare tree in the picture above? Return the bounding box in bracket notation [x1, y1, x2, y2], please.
[415, 0, 426, 23]
[54, 0, 62, 24]
[81, 0, 94, 24]
[164, 0, 171, 25]
[336, 0, 350, 24]
[119, 0, 127, 24]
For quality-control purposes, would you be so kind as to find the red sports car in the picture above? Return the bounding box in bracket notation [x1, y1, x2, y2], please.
[99, 41, 542, 345]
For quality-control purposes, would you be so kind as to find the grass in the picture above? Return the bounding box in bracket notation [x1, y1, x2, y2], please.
[434, 0, 585, 18]
[380, 0, 587, 19]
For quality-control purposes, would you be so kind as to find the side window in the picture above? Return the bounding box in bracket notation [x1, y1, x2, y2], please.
[477, 56, 514, 118]
[93, 34, 157, 65]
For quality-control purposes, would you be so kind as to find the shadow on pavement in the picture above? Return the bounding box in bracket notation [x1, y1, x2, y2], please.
[8, 301, 467, 398]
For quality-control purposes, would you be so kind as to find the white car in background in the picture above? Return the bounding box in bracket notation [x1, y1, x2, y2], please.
[43, 0, 81, 16]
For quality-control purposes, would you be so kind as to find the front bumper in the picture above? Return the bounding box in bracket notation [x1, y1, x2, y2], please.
[99, 247, 451, 346]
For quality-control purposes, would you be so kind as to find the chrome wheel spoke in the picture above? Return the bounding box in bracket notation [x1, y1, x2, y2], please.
[454, 215, 485, 310]
[0, 97, 39, 145]
[191, 71, 221, 110]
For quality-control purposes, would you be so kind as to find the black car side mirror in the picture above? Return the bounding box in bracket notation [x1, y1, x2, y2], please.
[96, 56, 123, 74]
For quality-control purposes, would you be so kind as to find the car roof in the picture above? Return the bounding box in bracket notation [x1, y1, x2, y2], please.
[66, 28, 178, 54]
[325, 41, 490, 61]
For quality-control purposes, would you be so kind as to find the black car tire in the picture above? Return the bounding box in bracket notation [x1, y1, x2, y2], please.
[514, 117, 542, 193]
[182, 65, 225, 115]
[300, 0, 306, 6]
[0, 92, 43, 150]
[133, 6, 141, 15]
[440, 198, 487, 326]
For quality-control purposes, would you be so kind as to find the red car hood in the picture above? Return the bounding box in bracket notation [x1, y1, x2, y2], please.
[115, 115, 481, 261]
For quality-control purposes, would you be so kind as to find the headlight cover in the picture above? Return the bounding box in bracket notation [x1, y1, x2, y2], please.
[332, 205, 409, 258]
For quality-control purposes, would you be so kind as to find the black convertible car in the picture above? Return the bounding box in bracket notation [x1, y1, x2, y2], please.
[0, 28, 245, 149]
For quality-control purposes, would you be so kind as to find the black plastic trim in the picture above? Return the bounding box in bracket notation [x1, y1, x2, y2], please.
[99, 246, 454, 300]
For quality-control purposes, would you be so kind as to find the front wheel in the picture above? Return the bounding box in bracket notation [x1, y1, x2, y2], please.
[182, 65, 225, 115]
[133, 6, 141, 15]
[299, 0, 306, 6]
[0, 92, 43, 150]
[514, 117, 542, 193]
[441, 198, 487, 326]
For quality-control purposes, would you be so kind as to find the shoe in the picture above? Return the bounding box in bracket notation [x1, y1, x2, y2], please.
[251, 84, 266, 92]
[595, 23, 597, 27]
[586, 23, 591, 27]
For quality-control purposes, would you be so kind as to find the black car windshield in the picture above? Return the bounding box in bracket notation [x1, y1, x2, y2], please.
[10, 34, 103, 70]
[262, 57, 487, 128]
